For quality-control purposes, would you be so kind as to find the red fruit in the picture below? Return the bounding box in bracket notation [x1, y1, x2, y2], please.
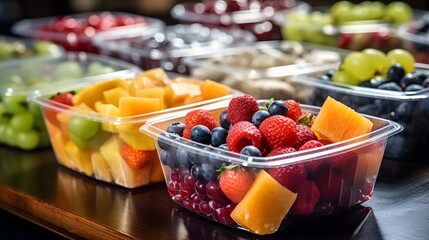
[226, 121, 262, 153]
[284, 99, 302, 121]
[330, 151, 358, 184]
[45, 92, 74, 127]
[295, 125, 317, 149]
[290, 180, 320, 216]
[298, 140, 324, 151]
[338, 34, 353, 48]
[183, 109, 219, 139]
[267, 146, 296, 157]
[227, 94, 259, 125]
[259, 115, 298, 150]
[219, 165, 254, 203]
[120, 143, 152, 170]
[314, 164, 343, 202]
[267, 163, 307, 192]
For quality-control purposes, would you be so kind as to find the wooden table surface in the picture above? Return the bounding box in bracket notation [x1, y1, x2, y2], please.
[0, 146, 428, 240]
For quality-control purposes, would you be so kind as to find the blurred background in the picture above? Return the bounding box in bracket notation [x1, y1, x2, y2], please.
[1, 0, 428, 35]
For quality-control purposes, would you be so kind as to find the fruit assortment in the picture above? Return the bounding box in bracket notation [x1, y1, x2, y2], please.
[296, 48, 429, 161]
[143, 94, 399, 235]
[0, 36, 62, 60]
[0, 55, 123, 150]
[171, 0, 308, 41]
[282, 1, 413, 52]
[12, 12, 164, 53]
[33, 68, 233, 188]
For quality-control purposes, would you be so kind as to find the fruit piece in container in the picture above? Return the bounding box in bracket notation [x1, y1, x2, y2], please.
[201, 79, 231, 100]
[119, 96, 162, 117]
[311, 96, 373, 142]
[231, 170, 297, 235]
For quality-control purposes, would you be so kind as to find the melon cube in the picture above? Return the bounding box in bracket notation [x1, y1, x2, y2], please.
[103, 87, 129, 106]
[201, 79, 231, 100]
[119, 97, 162, 117]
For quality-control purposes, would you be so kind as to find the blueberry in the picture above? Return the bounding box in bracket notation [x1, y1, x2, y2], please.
[240, 145, 262, 157]
[396, 102, 414, 123]
[400, 73, 421, 90]
[423, 78, 429, 88]
[201, 162, 218, 181]
[325, 69, 336, 78]
[166, 122, 185, 136]
[268, 100, 288, 116]
[386, 64, 405, 83]
[405, 84, 424, 92]
[251, 110, 271, 127]
[211, 127, 228, 147]
[157, 132, 180, 151]
[219, 110, 230, 130]
[190, 125, 211, 144]
[359, 77, 385, 88]
[357, 104, 381, 116]
[377, 82, 403, 92]
[188, 145, 210, 164]
[413, 71, 428, 82]
[191, 164, 203, 180]
[160, 150, 179, 169]
[176, 148, 192, 169]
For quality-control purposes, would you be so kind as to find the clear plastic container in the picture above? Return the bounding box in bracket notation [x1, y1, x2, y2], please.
[184, 40, 346, 102]
[11, 11, 165, 53]
[92, 23, 256, 74]
[141, 99, 402, 235]
[397, 16, 429, 64]
[0, 35, 64, 60]
[0, 52, 141, 151]
[293, 63, 429, 162]
[170, 0, 310, 41]
[29, 69, 240, 188]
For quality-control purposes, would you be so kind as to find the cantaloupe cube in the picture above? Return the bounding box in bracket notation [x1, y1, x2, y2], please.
[201, 79, 231, 100]
[119, 97, 162, 117]
[103, 87, 129, 106]
[135, 87, 165, 108]
[231, 170, 297, 235]
[311, 96, 373, 143]
[137, 68, 169, 86]
[164, 82, 201, 107]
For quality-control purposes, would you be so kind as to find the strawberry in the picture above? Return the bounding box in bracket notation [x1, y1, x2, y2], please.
[183, 109, 219, 139]
[120, 143, 152, 170]
[227, 94, 259, 125]
[295, 125, 317, 149]
[298, 140, 325, 172]
[259, 115, 298, 150]
[45, 92, 74, 127]
[284, 99, 302, 121]
[297, 112, 316, 127]
[314, 164, 343, 202]
[329, 151, 358, 184]
[226, 121, 262, 153]
[290, 180, 320, 216]
[219, 164, 254, 203]
[298, 140, 324, 151]
[267, 146, 297, 157]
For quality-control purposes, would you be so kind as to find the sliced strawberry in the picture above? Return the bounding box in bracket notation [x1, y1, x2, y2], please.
[259, 115, 298, 150]
[219, 164, 254, 203]
[226, 121, 262, 153]
[45, 92, 74, 127]
[227, 94, 259, 125]
[120, 143, 152, 170]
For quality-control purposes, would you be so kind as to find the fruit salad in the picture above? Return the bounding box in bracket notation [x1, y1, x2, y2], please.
[11, 12, 165, 53]
[141, 94, 401, 235]
[398, 16, 429, 64]
[93, 23, 256, 75]
[170, 0, 310, 41]
[280, 1, 414, 52]
[0, 52, 138, 151]
[30, 68, 235, 188]
[294, 48, 429, 161]
[0, 35, 63, 60]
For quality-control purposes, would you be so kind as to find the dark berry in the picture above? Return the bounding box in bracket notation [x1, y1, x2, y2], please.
[211, 127, 228, 147]
[190, 125, 212, 144]
[166, 122, 185, 136]
[158, 132, 180, 151]
[400, 73, 420, 90]
[396, 102, 413, 123]
[318, 75, 331, 81]
[160, 150, 179, 169]
[191, 164, 203, 180]
[251, 110, 270, 127]
[413, 71, 428, 82]
[386, 64, 405, 83]
[240, 145, 262, 157]
[201, 162, 218, 181]
[356, 104, 381, 116]
[176, 148, 192, 169]
[405, 84, 424, 92]
[377, 82, 402, 91]
[422, 78, 429, 88]
[268, 100, 288, 116]
[219, 109, 230, 130]
[218, 143, 229, 151]
[359, 77, 385, 88]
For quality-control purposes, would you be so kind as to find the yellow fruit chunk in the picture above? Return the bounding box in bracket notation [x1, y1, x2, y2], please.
[117, 123, 156, 151]
[311, 96, 373, 142]
[137, 68, 170, 86]
[103, 87, 129, 106]
[135, 87, 165, 108]
[94, 102, 120, 133]
[231, 170, 297, 235]
[164, 81, 201, 107]
[64, 140, 94, 176]
[72, 78, 128, 109]
[119, 97, 162, 117]
[201, 79, 231, 100]
[91, 151, 113, 182]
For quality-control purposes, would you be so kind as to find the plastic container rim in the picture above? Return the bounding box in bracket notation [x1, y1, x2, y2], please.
[397, 19, 429, 46]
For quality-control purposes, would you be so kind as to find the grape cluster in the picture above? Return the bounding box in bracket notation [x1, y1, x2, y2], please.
[0, 37, 62, 60]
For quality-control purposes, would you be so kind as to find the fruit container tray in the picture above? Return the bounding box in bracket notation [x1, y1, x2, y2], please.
[11, 11, 165, 53]
[275, 2, 423, 52]
[0, 35, 64, 61]
[184, 40, 346, 102]
[92, 23, 256, 75]
[29, 68, 240, 188]
[397, 16, 429, 64]
[293, 62, 429, 162]
[141, 98, 401, 235]
[0, 52, 140, 151]
[170, 0, 310, 41]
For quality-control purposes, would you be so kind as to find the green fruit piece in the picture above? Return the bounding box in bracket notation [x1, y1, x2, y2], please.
[363, 48, 389, 75]
[68, 116, 100, 139]
[0, 42, 13, 59]
[331, 1, 353, 23]
[10, 112, 35, 132]
[332, 70, 360, 86]
[342, 51, 376, 81]
[387, 49, 415, 74]
[385, 2, 412, 25]
[55, 61, 83, 80]
[16, 130, 40, 150]
[86, 62, 115, 76]
[3, 95, 28, 114]
[33, 41, 62, 56]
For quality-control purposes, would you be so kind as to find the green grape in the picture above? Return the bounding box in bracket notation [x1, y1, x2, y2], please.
[385, 2, 412, 25]
[4, 125, 16, 146]
[283, 11, 310, 41]
[365, 1, 385, 20]
[332, 70, 360, 86]
[363, 48, 389, 74]
[0, 103, 11, 124]
[28, 102, 42, 117]
[68, 116, 100, 139]
[33, 41, 62, 56]
[86, 62, 115, 76]
[0, 42, 13, 59]
[386, 49, 415, 73]
[3, 95, 28, 114]
[16, 130, 40, 150]
[331, 1, 353, 23]
[56, 61, 83, 80]
[342, 52, 376, 81]
[10, 112, 35, 132]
